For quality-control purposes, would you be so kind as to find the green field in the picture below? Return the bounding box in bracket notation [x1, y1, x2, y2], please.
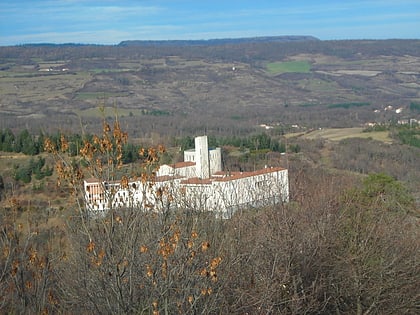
[74, 91, 130, 100]
[73, 106, 143, 118]
[266, 61, 311, 75]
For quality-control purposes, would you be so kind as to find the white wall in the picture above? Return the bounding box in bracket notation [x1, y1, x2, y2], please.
[184, 150, 195, 162]
[195, 136, 210, 179]
[209, 147, 222, 175]
[157, 164, 196, 178]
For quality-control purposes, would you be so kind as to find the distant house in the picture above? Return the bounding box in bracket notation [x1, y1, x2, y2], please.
[84, 136, 289, 218]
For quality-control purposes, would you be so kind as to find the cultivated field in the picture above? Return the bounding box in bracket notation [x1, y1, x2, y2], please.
[265, 60, 311, 75]
[301, 127, 392, 143]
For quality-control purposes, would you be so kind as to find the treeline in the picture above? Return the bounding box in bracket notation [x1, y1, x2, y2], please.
[0, 129, 143, 164]
[409, 102, 420, 111]
[0, 129, 45, 155]
[0, 128, 87, 156]
[118, 36, 319, 47]
[327, 102, 370, 109]
[1, 129, 298, 187]
[174, 133, 287, 153]
[364, 124, 420, 148]
[1, 129, 291, 162]
[394, 126, 420, 148]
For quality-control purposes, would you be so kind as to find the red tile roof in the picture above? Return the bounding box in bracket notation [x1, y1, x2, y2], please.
[84, 178, 100, 183]
[180, 167, 286, 185]
[85, 167, 285, 186]
[181, 177, 212, 185]
[213, 167, 286, 182]
[154, 175, 182, 182]
[172, 161, 196, 168]
[84, 178, 120, 185]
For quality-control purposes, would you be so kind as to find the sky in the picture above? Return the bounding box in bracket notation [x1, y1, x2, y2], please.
[1, 0, 419, 46]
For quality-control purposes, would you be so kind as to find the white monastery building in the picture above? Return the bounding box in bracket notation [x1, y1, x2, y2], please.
[84, 136, 289, 218]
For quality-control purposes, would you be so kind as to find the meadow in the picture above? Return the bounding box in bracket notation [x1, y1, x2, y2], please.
[265, 60, 311, 74]
[300, 127, 392, 143]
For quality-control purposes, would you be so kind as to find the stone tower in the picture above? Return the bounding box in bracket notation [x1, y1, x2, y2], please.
[195, 135, 210, 178]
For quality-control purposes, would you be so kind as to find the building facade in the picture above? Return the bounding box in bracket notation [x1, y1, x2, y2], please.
[84, 136, 289, 217]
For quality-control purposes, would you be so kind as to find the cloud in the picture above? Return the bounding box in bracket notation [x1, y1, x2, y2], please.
[1, 1, 164, 30]
[1, 0, 419, 45]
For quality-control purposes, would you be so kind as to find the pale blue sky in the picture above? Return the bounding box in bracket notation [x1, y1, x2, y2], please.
[1, 0, 419, 46]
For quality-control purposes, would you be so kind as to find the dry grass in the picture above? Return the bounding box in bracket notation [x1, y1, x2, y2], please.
[300, 128, 393, 143]
[315, 70, 381, 77]
[0, 152, 29, 172]
[0, 72, 90, 104]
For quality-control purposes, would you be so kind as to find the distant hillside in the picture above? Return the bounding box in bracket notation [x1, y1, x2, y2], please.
[118, 35, 319, 47]
[1, 38, 419, 138]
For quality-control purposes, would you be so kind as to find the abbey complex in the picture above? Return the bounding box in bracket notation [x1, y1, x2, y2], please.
[84, 136, 289, 217]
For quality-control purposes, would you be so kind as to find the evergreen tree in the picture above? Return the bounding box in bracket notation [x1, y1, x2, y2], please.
[0, 174, 4, 201]
[17, 129, 38, 155]
[1, 128, 15, 152]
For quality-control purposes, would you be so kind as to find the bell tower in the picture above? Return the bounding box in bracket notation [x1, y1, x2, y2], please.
[195, 136, 210, 179]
